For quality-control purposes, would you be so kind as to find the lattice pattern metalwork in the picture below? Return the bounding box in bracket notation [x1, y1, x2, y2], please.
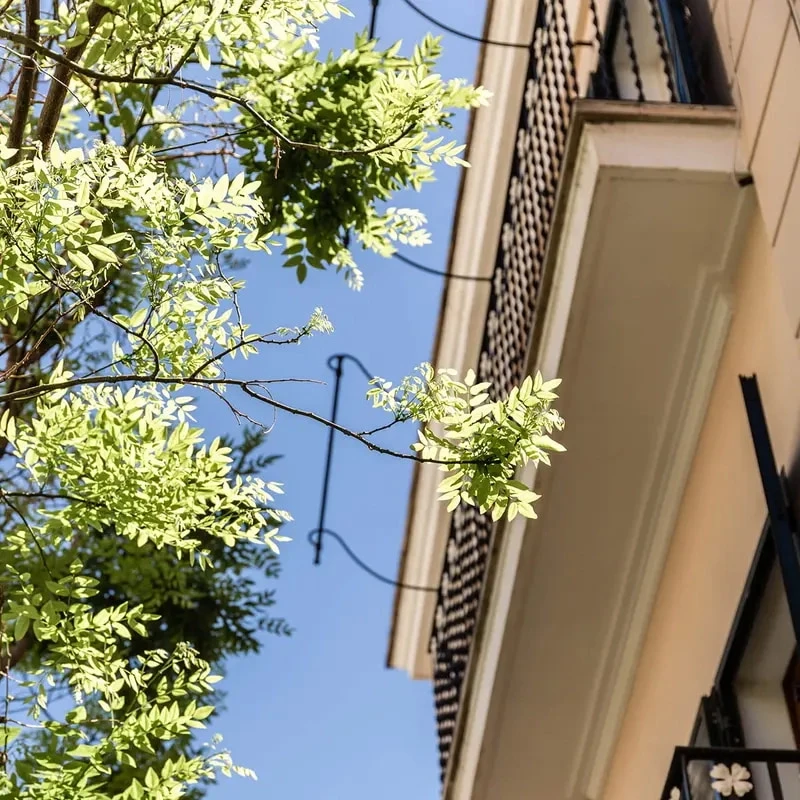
[430, 0, 715, 782]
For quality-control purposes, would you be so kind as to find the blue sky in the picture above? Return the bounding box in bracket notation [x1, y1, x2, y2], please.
[194, 1, 489, 797]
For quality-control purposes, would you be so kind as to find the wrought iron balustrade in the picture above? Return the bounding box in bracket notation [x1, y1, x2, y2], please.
[662, 746, 800, 800]
[430, 0, 725, 782]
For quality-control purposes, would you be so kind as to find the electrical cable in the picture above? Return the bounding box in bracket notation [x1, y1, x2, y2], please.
[308, 528, 438, 592]
[398, 0, 532, 50]
[308, 354, 439, 592]
[305, 0, 532, 593]
[368, 0, 379, 39]
[372, 0, 532, 282]
[392, 251, 492, 282]
[312, 353, 373, 566]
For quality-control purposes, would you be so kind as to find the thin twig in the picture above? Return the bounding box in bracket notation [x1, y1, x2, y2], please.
[0, 372, 490, 466]
[155, 146, 234, 161]
[151, 125, 259, 154]
[356, 416, 405, 437]
[187, 329, 312, 379]
[0, 490, 53, 579]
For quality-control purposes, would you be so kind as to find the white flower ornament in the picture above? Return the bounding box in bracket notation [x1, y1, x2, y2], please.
[710, 763, 753, 797]
[670, 788, 681, 800]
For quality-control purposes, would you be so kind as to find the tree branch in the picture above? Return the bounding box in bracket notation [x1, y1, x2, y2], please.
[37, 2, 110, 152]
[0, 489, 103, 506]
[155, 146, 233, 162]
[0, 635, 32, 677]
[6, 0, 40, 159]
[0, 372, 491, 466]
[187, 329, 315, 380]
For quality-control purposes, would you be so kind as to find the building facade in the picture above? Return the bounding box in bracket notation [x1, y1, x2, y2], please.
[386, 0, 800, 798]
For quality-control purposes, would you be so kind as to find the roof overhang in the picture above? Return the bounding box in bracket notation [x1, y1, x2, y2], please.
[444, 100, 753, 799]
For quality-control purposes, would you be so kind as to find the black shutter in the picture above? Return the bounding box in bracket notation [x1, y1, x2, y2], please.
[740, 375, 800, 647]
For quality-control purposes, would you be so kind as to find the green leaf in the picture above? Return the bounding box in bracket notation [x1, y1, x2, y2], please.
[197, 40, 211, 70]
[68, 744, 98, 758]
[67, 250, 94, 272]
[128, 307, 148, 328]
[83, 38, 106, 68]
[67, 705, 88, 723]
[144, 768, 158, 789]
[0, 727, 20, 747]
[213, 173, 230, 202]
[86, 243, 118, 263]
[14, 614, 30, 642]
[197, 179, 214, 209]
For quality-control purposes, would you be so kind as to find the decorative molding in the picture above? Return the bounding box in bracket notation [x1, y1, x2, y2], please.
[569, 141, 755, 798]
[573, 275, 736, 799]
[448, 117, 603, 800]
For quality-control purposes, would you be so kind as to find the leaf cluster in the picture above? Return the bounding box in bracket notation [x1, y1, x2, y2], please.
[233, 32, 489, 286]
[369, 367, 565, 521]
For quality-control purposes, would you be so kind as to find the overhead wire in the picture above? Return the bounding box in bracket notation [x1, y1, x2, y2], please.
[309, 529, 438, 592]
[397, 0, 531, 49]
[370, 0, 532, 281]
[308, 354, 438, 593]
[392, 251, 492, 282]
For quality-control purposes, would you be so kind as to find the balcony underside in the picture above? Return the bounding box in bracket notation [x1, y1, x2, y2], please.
[449, 101, 754, 800]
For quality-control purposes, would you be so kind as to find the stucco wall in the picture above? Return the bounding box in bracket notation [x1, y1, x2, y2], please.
[601, 207, 800, 799]
[712, 0, 800, 336]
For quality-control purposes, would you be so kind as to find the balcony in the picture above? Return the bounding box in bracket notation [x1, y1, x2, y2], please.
[387, 0, 755, 796]
[661, 747, 800, 800]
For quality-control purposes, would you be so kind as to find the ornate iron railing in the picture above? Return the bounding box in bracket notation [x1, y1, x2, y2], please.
[661, 746, 800, 799]
[430, 0, 723, 781]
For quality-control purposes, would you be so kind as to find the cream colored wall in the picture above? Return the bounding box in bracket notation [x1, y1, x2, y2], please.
[601, 207, 800, 800]
[711, 0, 800, 335]
[602, 7, 800, 793]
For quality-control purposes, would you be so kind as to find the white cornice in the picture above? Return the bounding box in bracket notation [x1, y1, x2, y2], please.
[387, 0, 538, 678]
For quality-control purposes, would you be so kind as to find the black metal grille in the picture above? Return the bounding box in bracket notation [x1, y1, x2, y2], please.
[661, 746, 800, 799]
[430, 0, 719, 782]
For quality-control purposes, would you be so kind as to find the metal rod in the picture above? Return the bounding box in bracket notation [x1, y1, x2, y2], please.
[368, 0, 379, 39]
[673, 746, 800, 763]
[588, 0, 611, 98]
[648, 0, 678, 101]
[680, 752, 691, 800]
[313, 356, 343, 565]
[312, 354, 375, 565]
[767, 760, 785, 800]
[663, 746, 800, 799]
[619, 0, 645, 101]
